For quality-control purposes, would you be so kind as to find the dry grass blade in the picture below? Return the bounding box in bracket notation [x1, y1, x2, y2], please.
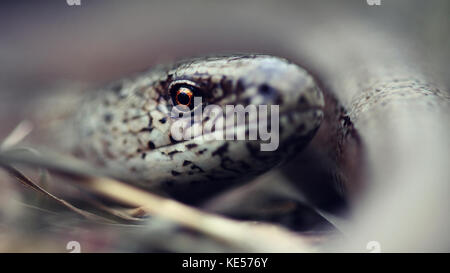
[0, 164, 112, 222]
[87, 199, 147, 222]
[0, 121, 111, 222]
[0, 149, 317, 252]
[81, 177, 317, 252]
[0, 120, 33, 150]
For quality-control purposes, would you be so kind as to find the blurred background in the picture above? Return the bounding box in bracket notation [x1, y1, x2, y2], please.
[1, 0, 448, 127]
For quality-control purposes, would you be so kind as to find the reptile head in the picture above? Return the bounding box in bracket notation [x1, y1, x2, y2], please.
[76, 55, 324, 198]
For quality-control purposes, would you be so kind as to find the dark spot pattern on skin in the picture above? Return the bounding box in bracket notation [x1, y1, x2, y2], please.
[210, 142, 243, 173]
[140, 127, 153, 133]
[155, 81, 168, 97]
[183, 160, 192, 166]
[212, 143, 229, 157]
[111, 82, 123, 93]
[196, 76, 229, 105]
[168, 150, 180, 158]
[198, 149, 207, 154]
[191, 164, 204, 173]
[259, 84, 272, 95]
[298, 96, 306, 105]
[148, 141, 156, 149]
[220, 78, 233, 95]
[159, 117, 167, 124]
[141, 153, 147, 159]
[220, 157, 241, 173]
[186, 143, 198, 149]
[103, 113, 113, 123]
[148, 114, 153, 127]
[171, 170, 181, 176]
[275, 94, 283, 105]
[236, 79, 246, 97]
[169, 135, 181, 144]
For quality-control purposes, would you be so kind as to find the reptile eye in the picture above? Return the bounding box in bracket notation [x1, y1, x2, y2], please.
[175, 87, 193, 106]
[170, 83, 202, 111]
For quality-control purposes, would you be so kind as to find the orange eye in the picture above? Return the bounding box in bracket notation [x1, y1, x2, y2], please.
[170, 83, 202, 111]
[175, 87, 194, 106]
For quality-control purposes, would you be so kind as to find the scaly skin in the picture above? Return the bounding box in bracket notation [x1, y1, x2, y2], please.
[68, 55, 324, 199]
